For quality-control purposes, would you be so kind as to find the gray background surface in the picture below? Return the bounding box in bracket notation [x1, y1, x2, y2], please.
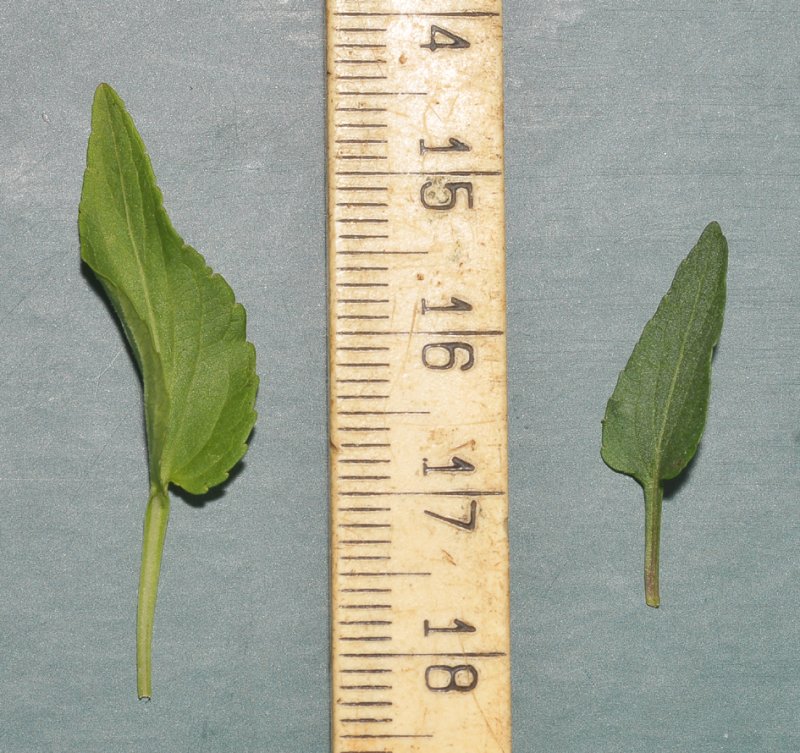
[1, 1, 798, 752]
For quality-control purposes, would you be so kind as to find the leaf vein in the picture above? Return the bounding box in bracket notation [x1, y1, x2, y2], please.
[652, 255, 712, 479]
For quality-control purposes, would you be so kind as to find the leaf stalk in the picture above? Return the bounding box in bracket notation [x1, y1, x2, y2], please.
[137, 486, 170, 699]
[643, 480, 663, 608]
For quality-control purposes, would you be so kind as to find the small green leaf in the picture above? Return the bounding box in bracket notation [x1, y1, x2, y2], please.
[79, 83, 258, 697]
[601, 222, 727, 607]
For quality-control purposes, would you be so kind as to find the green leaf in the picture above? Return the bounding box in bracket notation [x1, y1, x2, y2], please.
[601, 222, 727, 607]
[79, 83, 258, 697]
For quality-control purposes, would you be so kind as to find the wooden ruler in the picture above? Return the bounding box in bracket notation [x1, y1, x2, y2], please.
[327, 2, 509, 751]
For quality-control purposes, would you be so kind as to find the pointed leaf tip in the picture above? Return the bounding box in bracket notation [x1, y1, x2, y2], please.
[93, 82, 119, 107]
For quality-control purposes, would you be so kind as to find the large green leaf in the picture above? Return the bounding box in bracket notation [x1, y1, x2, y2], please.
[80, 83, 258, 494]
[601, 222, 727, 606]
[79, 83, 258, 697]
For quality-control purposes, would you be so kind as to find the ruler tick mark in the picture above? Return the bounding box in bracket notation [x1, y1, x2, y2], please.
[339, 539, 392, 545]
[336, 394, 390, 398]
[339, 637, 393, 643]
[336, 364, 391, 369]
[336, 218, 389, 223]
[342, 651, 506, 658]
[333, 62, 387, 68]
[341, 572, 431, 578]
[340, 735, 432, 740]
[339, 700, 393, 706]
[340, 556, 391, 560]
[339, 684, 392, 689]
[336, 170, 502, 177]
[338, 508, 392, 513]
[338, 410, 429, 416]
[337, 266, 390, 271]
[337, 380, 390, 385]
[337, 300, 391, 305]
[339, 490, 504, 497]
[338, 476, 392, 481]
[338, 458, 391, 463]
[338, 235, 390, 240]
[336, 75, 389, 81]
[336, 251, 428, 256]
[334, 11, 500, 17]
[336, 318, 390, 323]
[339, 427, 391, 432]
[337, 91, 427, 97]
[336, 346, 390, 351]
[336, 202, 388, 206]
[340, 718, 393, 724]
[335, 328, 503, 336]
[339, 669, 394, 675]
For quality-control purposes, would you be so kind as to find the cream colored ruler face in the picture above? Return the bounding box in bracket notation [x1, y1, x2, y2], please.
[327, 1, 509, 751]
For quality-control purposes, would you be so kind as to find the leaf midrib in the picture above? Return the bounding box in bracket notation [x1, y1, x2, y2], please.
[651, 259, 711, 480]
[161, 257, 209, 479]
[105, 93, 166, 369]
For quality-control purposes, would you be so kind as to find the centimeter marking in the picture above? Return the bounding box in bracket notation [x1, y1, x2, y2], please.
[327, 2, 510, 752]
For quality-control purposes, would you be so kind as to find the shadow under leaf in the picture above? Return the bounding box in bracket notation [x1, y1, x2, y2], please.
[81, 259, 143, 386]
[171, 452, 250, 509]
[663, 441, 703, 501]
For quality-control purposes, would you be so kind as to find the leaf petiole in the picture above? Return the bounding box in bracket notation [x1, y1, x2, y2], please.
[643, 480, 663, 608]
[137, 486, 170, 700]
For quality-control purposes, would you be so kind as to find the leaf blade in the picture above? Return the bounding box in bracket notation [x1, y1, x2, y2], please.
[601, 221, 727, 486]
[79, 83, 258, 494]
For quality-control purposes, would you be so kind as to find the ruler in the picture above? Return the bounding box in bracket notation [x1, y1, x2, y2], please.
[327, 2, 509, 752]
